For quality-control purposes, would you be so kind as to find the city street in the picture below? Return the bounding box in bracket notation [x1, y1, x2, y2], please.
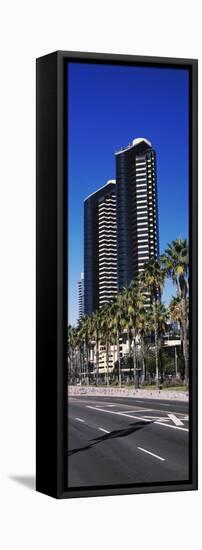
[67, 395, 189, 487]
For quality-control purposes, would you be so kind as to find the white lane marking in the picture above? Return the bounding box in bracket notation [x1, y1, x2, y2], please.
[117, 409, 153, 413]
[86, 405, 148, 419]
[138, 414, 188, 425]
[70, 398, 188, 416]
[76, 400, 123, 408]
[96, 404, 115, 408]
[142, 415, 168, 421]
[76, 399, 188, 416]
[137, 447, 165, 461]
[75, 417, 110, 434]
[155, 421, 188, 432]
[168, 414, 184, 426]
[86, 406, 189, 432]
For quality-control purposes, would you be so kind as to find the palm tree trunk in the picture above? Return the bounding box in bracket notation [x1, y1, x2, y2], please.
[79, 347, 82, 384]
[75, 348, 77, 384]
[106, 335, 109, 386]
[87, 344, 90, 385]
[181, 297, 189, 389]
[71, 348, 74, 384]
[84, 339, 89, 385]
[141, 339, 146, 382]
[132, 328, 137, 388]
[73, 348, 76, 384]
[153, 298, 159, 388]
[82, 342, 85, 383]
[117, 326, 121, 387]
[128, 328, 132, 380]
[179, 323, 184, 380]
[180, 324, 183, 349]
[96, 335, 99, 386]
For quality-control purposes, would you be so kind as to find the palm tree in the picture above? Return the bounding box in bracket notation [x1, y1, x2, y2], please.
[67, 324, 78, 384]
[161, 239, 189, 387]
[91, 310, 101, 385]
[169, 296, 183, 343]
[139, 259, 166, 387]
[100, 304, 111, 385]
[169, 296, 182, 325]
[67, 325, 73, 383]
[155, 302, 169, 381]
[77, 320, 84, 383]
[136, 307, 152, 383]
[126, 280, 145, 387]
[122, 287, 133, 380]
[76, 321, 87, 384]
[109, 293, 124, 386]
[74, 328, 83, 384]
[168, 296, 182, 378]
[78, 315, 91, 385]
[110, 326, 118, 378]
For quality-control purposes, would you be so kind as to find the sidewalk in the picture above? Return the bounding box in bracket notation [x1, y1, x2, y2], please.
[68, 385, 189, 401]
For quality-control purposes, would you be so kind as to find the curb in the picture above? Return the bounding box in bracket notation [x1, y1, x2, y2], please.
[68, 386, 189, 402]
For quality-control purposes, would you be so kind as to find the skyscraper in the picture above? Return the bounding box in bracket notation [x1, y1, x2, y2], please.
[115, 138, 159, 291]
[84, 138, 159, 316]
[84, 180, 117, 315]
[77, 272, 84, 321]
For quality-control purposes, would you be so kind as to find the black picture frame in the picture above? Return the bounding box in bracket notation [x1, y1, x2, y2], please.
[36, 50, 198, 499]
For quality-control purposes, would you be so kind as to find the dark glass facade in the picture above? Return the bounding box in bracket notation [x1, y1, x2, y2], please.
[116, 139, 159, 291]
[84, 139, 159, 315]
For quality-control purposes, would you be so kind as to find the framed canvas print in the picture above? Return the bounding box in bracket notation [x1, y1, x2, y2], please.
[36, 51, 198, 499]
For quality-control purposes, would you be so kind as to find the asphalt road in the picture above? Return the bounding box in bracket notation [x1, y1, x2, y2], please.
[67, 395, 189, 488]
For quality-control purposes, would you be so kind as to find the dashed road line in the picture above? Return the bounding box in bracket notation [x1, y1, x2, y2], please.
[137, 447, 165, 461]
[98, 428, 110, 434]
[74, 417, 110, 435]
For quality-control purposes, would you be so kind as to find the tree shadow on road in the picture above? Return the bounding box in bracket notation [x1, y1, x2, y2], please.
[67, 420, 153, 457]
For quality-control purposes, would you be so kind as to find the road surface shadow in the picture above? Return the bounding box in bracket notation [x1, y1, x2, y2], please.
[68, 420, 153, 456]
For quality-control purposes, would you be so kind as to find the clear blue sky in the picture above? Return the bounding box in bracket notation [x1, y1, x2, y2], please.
[68, 62, 189, 326]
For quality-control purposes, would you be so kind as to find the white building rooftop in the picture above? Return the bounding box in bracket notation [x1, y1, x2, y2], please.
[115, 138, 152, 156]
[84, 180, 116, 202]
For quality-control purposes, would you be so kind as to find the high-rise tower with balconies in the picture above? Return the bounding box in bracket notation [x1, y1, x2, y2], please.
[115, 138, 159, 291]
[84, 138, 159, 315]
[84, 180, 117, 315]
[77, 272, 84, 321]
